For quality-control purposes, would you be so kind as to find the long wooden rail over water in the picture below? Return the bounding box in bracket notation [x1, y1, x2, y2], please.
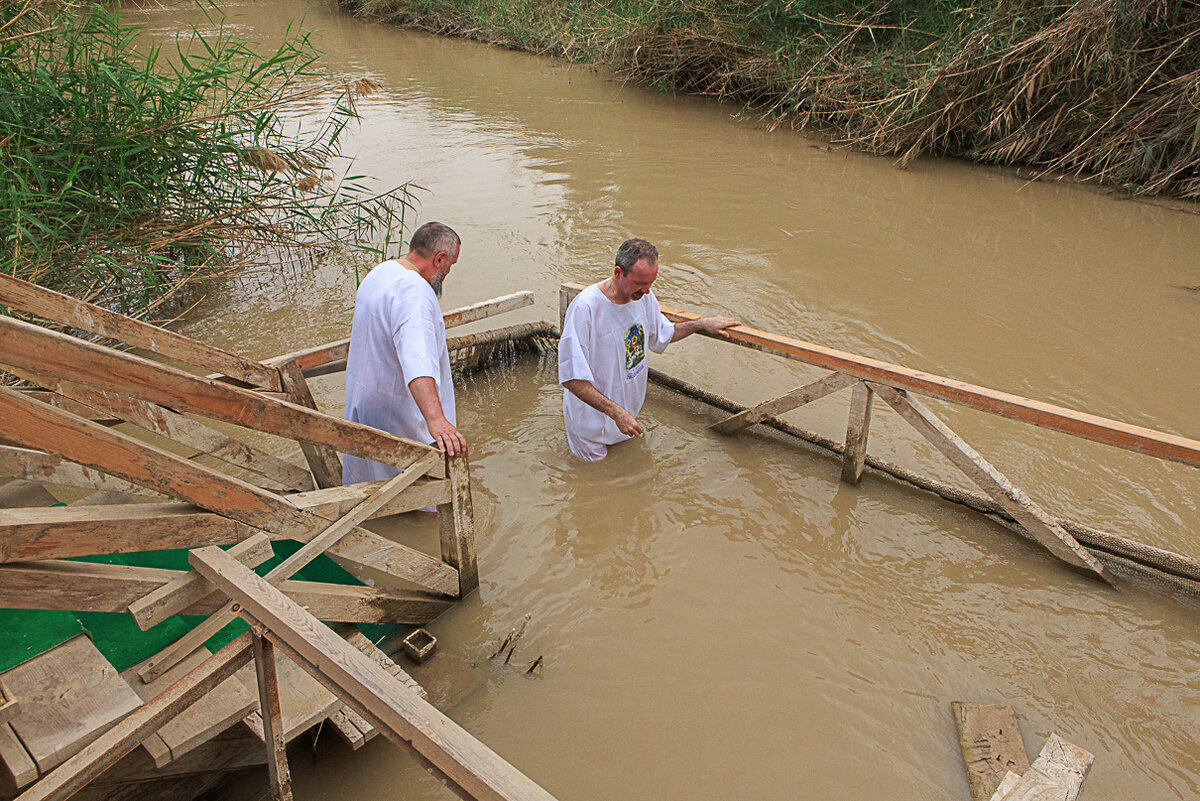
[562, 283, 1200, 588]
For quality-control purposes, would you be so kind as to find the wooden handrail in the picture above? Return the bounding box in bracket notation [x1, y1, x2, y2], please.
[561, 283, 1200, 469]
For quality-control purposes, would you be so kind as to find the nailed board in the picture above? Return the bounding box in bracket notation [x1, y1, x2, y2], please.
[0, 635, 142, 773]
[952, 702, 1032, 801]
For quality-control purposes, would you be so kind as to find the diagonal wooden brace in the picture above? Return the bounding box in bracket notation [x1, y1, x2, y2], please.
[869, 383, 1111, 585]
[710, 372, 857, 434]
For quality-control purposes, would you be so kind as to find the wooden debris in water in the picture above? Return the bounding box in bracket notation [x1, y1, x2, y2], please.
[989, 734, 1093, 801]
[952, 702, 1031, 801]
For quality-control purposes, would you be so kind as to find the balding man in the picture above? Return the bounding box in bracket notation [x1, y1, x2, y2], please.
[559, 238, 739, 461]
[343, 222, 465, 487]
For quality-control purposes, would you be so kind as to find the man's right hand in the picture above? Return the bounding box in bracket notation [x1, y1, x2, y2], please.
[613, 407, 644, 437]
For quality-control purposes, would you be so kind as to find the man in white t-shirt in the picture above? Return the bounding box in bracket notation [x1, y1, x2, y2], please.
[343, 222, 465, 488]
[559, 238, 739, 461]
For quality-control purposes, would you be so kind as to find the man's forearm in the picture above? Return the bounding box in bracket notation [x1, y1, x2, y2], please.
[670, 320, 696, 343]
[408, 376, 448, 425]
[563, 379, 625, 419]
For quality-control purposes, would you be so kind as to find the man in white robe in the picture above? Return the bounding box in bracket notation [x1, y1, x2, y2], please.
[342, 222, 465, 487]
[559, 238, 739, 461]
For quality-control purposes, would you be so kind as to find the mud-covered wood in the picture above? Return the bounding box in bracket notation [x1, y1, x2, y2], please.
[438, 452, 480, 597]
[710, 372, 856, 434]
[251, 631, 293, 801]
[952, 702, 1031, 801]
[0, 273, 283, 392]
[870, 384, 1110, 584]
[277, 360, 342, 488]
[0, 721, 37, 790]
[841, 381, 874, 485]
[0, 447, 159, 498]
[12, 634, 254, 801]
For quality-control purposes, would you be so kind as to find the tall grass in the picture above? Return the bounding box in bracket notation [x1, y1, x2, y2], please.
[0, 0, 411, 314]
[337, 0, 1200, 199]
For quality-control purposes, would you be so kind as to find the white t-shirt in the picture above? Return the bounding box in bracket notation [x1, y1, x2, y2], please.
[342, 261, 454, 484]
[558, 283, 675, 461]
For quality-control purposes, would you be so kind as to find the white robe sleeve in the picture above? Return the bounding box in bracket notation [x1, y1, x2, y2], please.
[391, 294, 440, 387]
[646, 292, 675, 354]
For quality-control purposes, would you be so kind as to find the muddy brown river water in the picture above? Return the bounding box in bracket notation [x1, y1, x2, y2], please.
[128, 1, 1200, 798]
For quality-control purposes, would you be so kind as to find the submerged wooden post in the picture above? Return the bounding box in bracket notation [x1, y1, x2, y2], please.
[252, 628, 293, 801]
[840, 382, 874, 485]
[438, 452, 480, 597]
[277, 360, 343, 488]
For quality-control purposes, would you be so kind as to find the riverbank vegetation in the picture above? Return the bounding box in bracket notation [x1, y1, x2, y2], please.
[1, 0, 409, 315]
[337, 0, 1200, 199]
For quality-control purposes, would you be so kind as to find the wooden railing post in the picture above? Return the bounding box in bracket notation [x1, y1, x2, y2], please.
[252, 628, 294, 801]
[438, 452, 480, 597]
[277, 360, 343, 488]
[841, 382, 874, 485]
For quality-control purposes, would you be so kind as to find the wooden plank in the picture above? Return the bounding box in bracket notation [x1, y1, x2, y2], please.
[85, 727, 264, 785]
[128, 534, 275, 631]
[120, 648, 256, 768]
[990, 734, 1093, 801]
[0, 447, 161, 498]
[438, 452, 480, 597]
[251, 631, 294, 801]
[235, 646, 339, 745]
[262, 292, 536, 373]
[0, 685, 17, 726]
[0, 477, 451, 564]
[11, 390, 120, 424]
[0, 560, 452, 624]
[710, 372, 856, 434]
[277, 360, 342, 489]
[952, 702, 1031, 801]
[141, 454, 442, 679]
[189, 547, 561, 801]
[0, 480, 57, 509]
[0, 315, 437, 471]
[0, 273, 283, 391]
[562, 282, 1200, 469]
[871, 384, 1111, 584]
[327, 707, 367, 749]
[841, 381, 874, 485]
[12, 633, 254, 801]
[0, 722, 37, 790]
[1, 636, 143, 774]
[0, 388, 458, 601]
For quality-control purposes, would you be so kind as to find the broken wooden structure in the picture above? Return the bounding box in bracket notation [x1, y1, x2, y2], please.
[0, 273, 550, 800]
[561, 282, 1200, 593]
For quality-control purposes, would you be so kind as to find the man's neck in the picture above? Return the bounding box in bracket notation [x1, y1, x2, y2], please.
[599, 277, 632, 305]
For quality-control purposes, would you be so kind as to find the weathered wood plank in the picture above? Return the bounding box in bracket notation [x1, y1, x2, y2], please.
[0, 315, 436, 470]
[251, 630, 293, 801]
[128, 534, 275, 630]
[0, 273, 283, 391]
[189, 547, 561, 801]
[1, 636, 143, 774]
[990, 734, 1093, 801]
[0, 478, 451, 564]
[841, 381, 874, 486]
[12, 633, 254, 801]
[0, 388, 458, 602]
[142, 454, 443, 679]
[0, 448, 158, 499]
[277, 360, 342, 489]
[235, 644, 339, 745]
[710, 371, 856, 434]
[952, 702, 1031, 801]
[0, 560, 452, 624]
[327, 707, 367, 750]
[870, 384, 1111, 584]
[563, 282, 1200, 468]
[438, 452, 479, 597]
[0, 722, 37, 790]
[0, 685, 17, 726]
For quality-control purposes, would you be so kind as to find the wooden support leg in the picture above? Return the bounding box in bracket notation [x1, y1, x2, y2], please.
[710, 372, 856, 434]
[841, 382, 874, 486]
[869, 383, 1111, 585]
[252, 629, 293, 801]
[438, 452, 479, 597]
[277, 360, 342, 488]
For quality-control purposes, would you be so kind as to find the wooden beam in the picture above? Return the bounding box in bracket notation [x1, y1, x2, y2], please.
[710, 371, 856, 435]
[0, 273, 282, 391]
[0, 315, 437, 471]
[188, 548, 561, 801]
[128, 534, 275, 630]
[12, 633, 254, 801]
[841, 382, 874, 485]
[438, 452, 479, 597]
[952, 702, 1031, 801]
[0, 387, 457, 601]
[990, 734, 1093, 801]
[562, 283, 1200, 469]
[443, 291, 534, 329]
[0, 560, 452, 624]
[0, 446, 160, 498]
[140, 453, 442, 679]
[276, 361, 342, 488]
[0, 722, 37, 790]
[251, 630, 293, 801]
[870, 384, 1111, 584]
[0, 478, 452, 564]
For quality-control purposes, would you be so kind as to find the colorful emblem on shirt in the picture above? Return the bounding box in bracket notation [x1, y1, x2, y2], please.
[624, 323, 645, 373]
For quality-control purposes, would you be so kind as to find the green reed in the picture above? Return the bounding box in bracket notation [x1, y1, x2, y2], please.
[0, 0, 411, 315]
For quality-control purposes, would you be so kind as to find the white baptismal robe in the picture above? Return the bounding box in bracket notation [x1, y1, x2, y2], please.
[342, 261, 454, 484]
[558, 283, 675, 461]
